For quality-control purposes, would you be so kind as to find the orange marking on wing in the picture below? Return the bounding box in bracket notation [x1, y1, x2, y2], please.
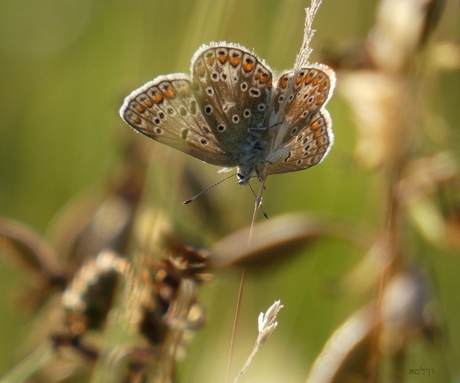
[206, 56, 216, 66]
[133, 116, 142, 124]
[319, 83, 327, 92]
[316, 96, 324, 105]
[243, 63, 254, 72]
[305, 75, 313, 84]
[219, 54, 229, 64]
[280, 78, 288, 88]
[179, 86, 191, 96]
[260, 74, 270, 84]
[153, 93, 164, 104]
[313, 78, 319, 86]
[230, 57, 241, 67]
[196, 66, 206, 77]
[164, 88, 175, 98]
[311, 121, 320, 130]
[296, 75, 303, 85]
[144, 99, 153, 107]
[136, 105, 145, 113]
[314, 130, 322, 139]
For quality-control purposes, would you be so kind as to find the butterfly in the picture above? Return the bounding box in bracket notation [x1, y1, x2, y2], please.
[119, 42, 335, 210]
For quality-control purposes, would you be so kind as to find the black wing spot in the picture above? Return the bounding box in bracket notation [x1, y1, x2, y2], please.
[283, 151, 292, 162]
[250, 88, 261, 97]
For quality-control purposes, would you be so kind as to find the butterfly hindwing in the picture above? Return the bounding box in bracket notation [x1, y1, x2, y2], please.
[267, 109, 333, 175]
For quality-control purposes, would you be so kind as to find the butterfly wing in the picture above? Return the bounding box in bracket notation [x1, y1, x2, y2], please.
[120, 73, 236, 167]
[269, 64, 335, 143]
[264, 64, 335, 174]
[190, 43, 273, 159]
[265, 109, 333, 174]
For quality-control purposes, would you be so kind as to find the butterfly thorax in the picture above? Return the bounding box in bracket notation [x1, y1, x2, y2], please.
[236, 129, 270, 186]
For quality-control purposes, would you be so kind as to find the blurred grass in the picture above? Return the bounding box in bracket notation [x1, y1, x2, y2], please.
[0, 0, 459, 382]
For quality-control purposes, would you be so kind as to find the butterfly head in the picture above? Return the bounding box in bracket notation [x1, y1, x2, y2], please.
[236, 164, 258, 186]
[234, 126, 272, 186]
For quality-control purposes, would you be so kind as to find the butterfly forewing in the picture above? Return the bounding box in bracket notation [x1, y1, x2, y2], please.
[266, 109, 333, 174]
[191, 43, 273, 157]
[120, 74, 236, 167]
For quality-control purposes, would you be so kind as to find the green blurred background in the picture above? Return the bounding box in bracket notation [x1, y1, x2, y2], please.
[0, 0, 459, 382]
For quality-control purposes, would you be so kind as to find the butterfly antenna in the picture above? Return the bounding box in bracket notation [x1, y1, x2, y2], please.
[183, 173, 236, 205]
